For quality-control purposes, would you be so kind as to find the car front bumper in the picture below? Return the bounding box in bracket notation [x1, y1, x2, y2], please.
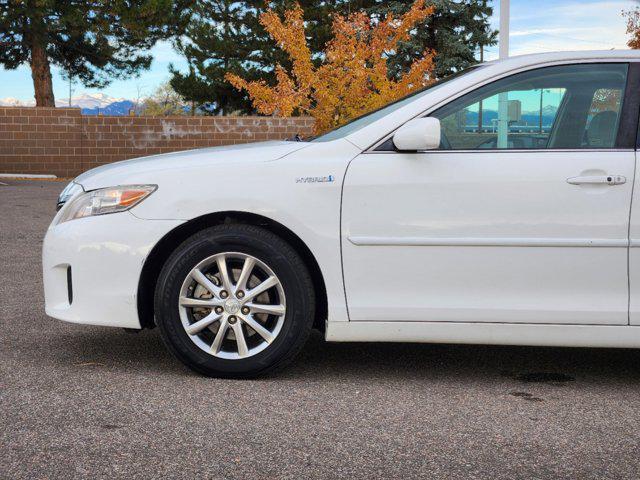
[43, 211, 183, 328]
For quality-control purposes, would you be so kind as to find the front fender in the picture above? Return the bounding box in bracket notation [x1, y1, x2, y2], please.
[132, 139, 361, 324]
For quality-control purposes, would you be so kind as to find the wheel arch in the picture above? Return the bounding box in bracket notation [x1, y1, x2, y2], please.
[137, 211, 328, 332]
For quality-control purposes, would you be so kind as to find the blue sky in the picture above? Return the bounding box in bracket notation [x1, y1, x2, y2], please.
[0, 0, 636, 103]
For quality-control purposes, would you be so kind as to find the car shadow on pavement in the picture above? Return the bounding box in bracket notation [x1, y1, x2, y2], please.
[290, 332, 640, 385]
[47, 325, 640, 385]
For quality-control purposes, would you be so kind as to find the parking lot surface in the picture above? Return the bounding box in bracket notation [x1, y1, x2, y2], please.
[2, 179, 640, 479]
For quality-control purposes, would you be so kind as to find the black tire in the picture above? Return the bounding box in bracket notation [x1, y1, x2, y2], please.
[154, 224, 315, 378]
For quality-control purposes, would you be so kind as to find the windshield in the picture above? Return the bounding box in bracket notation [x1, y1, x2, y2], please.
[311, 66, 483, 142]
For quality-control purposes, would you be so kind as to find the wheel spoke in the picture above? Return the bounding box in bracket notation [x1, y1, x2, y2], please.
[242, 315, 275, 343]
[210, 318, 229, 354]
[235, 257, 255, 293]
[191, 269, 223, 298]
[231, 322, 249, 357]
[216, 255, 233, 293]
[245, 303, 285, 316]
[244, 276, 278, 302]
[185, 312, 222, 335]
[180, 296, 221, 308]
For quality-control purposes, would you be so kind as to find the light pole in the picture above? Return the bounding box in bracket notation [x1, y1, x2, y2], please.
[497, 0, 510, 148]
[499, 0, 510, 60]
[478, 43, 483, 132]
[477, 0, 488, 133]
[539, 88, 544, 133]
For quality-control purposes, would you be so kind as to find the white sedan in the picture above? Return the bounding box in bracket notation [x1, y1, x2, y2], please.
[44, 50, 640, 377]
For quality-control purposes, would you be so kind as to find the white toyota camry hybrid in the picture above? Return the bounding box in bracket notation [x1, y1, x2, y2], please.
[44, 50, 640, 377]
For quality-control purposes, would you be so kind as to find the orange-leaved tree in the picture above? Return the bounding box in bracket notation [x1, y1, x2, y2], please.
[225, 1, 436, 134]
[624, 6, 640, 49]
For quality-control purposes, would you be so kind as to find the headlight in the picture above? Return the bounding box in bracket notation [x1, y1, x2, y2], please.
[57, 181, 84, 210]
[57, 184, 157, 223]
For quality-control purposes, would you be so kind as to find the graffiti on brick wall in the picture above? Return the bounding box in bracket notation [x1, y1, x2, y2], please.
[0, 107, 314, 177]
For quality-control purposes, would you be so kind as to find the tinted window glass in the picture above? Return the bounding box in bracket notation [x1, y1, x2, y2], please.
[431, 63, 628, 150]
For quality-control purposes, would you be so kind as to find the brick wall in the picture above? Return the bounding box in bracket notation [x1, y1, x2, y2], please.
[0, 107, 315, 178]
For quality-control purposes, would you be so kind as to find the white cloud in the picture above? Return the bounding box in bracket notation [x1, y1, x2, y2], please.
[510, 27, 594, 37]
[486, 0, 635, 59]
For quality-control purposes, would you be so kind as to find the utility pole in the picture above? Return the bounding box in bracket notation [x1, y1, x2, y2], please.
[497, 0, 510, 148]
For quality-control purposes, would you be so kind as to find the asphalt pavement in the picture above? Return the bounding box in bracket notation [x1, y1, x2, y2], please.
[2, 179, 640, 479]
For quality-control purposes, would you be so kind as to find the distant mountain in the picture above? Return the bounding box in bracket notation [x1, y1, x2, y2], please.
[0, 93, 136, 115]
[57, 92, 127, 110]
[523, 105, 559, 117]
[464, 105, 559, 127]
[81, 100, 136, 115]
[0, 97, 35, 107]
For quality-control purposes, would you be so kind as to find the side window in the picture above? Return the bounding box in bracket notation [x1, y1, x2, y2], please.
[431, 64, 628, 150]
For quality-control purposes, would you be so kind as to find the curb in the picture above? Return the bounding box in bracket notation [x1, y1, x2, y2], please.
[0, 173, 58, 179]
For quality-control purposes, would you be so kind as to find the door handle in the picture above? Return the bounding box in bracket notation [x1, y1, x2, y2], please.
[567, 175, 626, 186]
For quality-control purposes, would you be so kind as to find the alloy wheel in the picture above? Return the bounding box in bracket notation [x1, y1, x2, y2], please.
[178, 252, 286, 360]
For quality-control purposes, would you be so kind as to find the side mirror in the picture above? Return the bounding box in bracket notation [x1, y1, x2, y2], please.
[392, 117, 441, 152]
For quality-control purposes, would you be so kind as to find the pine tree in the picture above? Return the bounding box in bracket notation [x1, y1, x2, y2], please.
[366, 0, 497, 78]
[170, 1, 272, 114]
[0, 0, 193, 107]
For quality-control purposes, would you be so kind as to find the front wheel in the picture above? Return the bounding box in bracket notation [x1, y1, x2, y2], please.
[154, 224, 315, 378]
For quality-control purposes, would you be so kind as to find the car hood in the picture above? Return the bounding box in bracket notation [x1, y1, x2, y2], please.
[75, 140, 311, 190]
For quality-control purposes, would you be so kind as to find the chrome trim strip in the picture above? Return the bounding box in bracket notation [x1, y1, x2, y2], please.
[348, 236, 628, 247]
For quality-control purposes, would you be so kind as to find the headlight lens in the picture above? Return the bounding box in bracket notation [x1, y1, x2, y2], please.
[57, 181, 83, 210]
[57, 184, 157, 223]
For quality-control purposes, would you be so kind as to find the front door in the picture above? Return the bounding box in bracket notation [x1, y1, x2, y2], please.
[342, 63, 635, 325]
